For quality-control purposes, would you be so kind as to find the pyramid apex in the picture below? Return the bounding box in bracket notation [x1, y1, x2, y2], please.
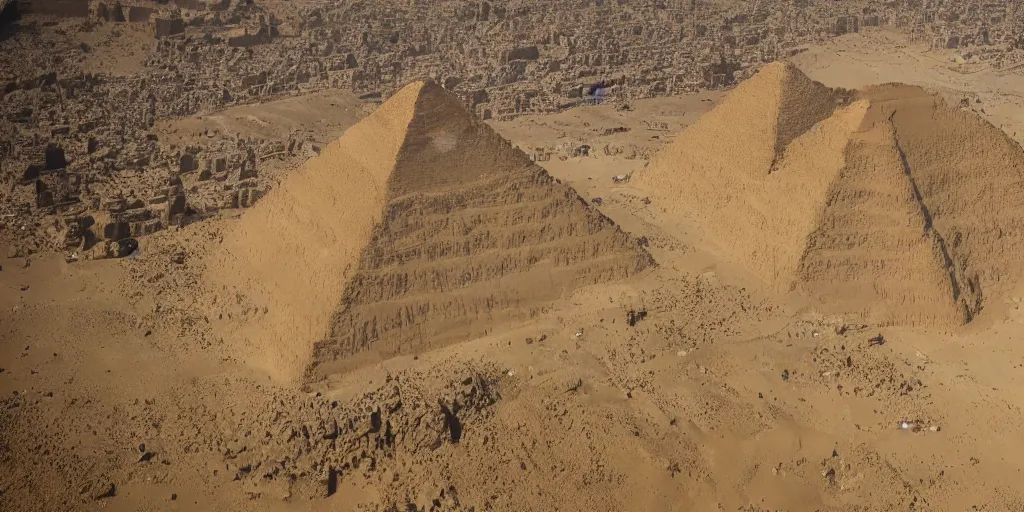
[204, 72, 651, 384]
[741, 60, 817, 92]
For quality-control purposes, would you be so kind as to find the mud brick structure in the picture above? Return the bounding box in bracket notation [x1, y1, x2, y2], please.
[3, 0, 1024, 256]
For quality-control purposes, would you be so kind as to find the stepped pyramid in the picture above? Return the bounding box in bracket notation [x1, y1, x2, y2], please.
[206, 81, 653, 383]
[636, 63, 1024, 327]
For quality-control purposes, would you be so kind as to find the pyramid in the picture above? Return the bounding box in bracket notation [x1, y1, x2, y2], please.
[636, 63, 1024, 328]
[205, 81, 653, 383]
[656, 61, 843, 179]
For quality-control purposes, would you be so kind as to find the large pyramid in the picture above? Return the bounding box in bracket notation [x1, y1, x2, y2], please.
[205, 81, 653, 383]
[636, 62, 1024, 328]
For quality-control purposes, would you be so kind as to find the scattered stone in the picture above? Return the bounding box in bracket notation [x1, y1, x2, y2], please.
[327, 467, 338, 497]
[626, 309, 648, 326]
[94, 483, 116, 500]
[781, 369, 790, 381]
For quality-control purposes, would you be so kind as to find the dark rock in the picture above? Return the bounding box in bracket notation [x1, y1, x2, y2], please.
[155, 17, 185, 38]
[439, 402, 462, 443]
[94, 483, 116, 500]
[111, 238, 138, 258]
[626, 309, 647, 326]
[45, 144, 67, 170]
[179, 154, 196, 173]
[326, 467, 338, 496]
[508, 46, 539, 61]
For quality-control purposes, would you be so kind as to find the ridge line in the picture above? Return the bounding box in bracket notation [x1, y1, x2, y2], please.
[888, 113, 979, 322]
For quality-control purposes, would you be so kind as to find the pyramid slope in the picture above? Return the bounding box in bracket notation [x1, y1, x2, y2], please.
[795, 122, 971, 327]
[636, 66, 1024, 327]
[309, 84, 653, 381]
[203, 82, 424, 382]
[773, 62, 848, 157]
[205, 81, 653, 383]
[635, 62, 840, 187]
[635, 63, 866, 285]
[868, 85, 1024, 310]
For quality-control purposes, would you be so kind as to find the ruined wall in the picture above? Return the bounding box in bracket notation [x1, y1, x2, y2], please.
[2, 0, 1023, 256]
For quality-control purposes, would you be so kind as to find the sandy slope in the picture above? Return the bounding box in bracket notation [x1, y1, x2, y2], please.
[5, 35, 1024, 512]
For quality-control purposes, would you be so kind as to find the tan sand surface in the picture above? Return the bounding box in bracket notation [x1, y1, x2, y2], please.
[5, 28, 1024, 512]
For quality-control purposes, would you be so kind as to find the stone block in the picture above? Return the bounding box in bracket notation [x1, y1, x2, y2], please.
[155, 17, 185, 38]
[126, 5, 151, 22]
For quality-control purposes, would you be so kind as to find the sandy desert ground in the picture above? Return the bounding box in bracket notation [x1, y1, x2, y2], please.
[4, 27, 1024, 512]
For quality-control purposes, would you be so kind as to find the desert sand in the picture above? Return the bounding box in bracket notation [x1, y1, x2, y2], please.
[5, 27, 1024, 512]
